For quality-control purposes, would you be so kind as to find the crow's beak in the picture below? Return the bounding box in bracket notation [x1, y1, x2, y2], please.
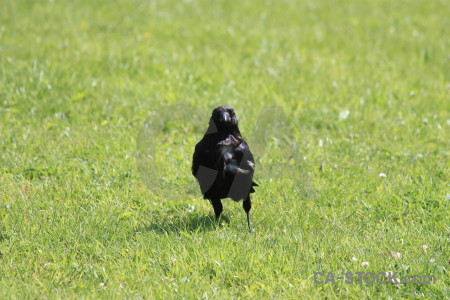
[221, 112, 231, 123]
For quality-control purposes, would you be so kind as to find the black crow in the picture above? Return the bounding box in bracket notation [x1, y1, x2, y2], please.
[192, 106, 257, 231]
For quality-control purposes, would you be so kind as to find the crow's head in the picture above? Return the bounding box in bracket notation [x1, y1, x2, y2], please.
[211, 105, 239, 130]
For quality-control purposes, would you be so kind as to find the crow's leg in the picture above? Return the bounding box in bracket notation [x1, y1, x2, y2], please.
[243, 196, 252, 232]
[210, 199, 223, 220]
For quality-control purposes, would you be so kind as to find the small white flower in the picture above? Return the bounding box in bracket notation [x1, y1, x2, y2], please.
[379, 173, 387, 178]
[361, 261, 369, 268]
[391, 251, 402, 259]
[351, 257, 357, 262]
[187, 204, 195, 213]
[384, 271, 400, 284]
[429, 258, 435, 263]
[339, 110, 350, 121]
[422, 245, 428, 253]
[170, 257, 177, 265]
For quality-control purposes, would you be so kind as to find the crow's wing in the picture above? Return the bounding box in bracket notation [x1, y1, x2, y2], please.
[234, 140, 255, 174]
[192, 138, 218, 195]
[236, 140, 258, 192]
[218, 139, 257, 200]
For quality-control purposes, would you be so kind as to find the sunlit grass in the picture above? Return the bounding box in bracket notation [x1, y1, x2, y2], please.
[0, 0, 449, 298]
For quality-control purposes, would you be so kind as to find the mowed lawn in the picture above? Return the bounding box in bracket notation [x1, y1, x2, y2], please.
[0, 0, 449, 298]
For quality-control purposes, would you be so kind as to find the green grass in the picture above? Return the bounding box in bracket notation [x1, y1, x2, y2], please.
[1, 0, 449, 298]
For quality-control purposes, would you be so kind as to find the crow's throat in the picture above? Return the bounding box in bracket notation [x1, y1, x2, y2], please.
[206, 118, 241, 138]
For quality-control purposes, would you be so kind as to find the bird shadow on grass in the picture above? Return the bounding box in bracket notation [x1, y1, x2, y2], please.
[136, 213, 231, 234]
